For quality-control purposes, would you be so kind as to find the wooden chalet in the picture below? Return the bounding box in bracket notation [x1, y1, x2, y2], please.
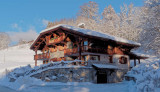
[30, 24, 146, 69]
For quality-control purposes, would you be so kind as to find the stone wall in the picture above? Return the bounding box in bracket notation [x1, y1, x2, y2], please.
[100, 54, 109, 62]
[50, 49, 64, 58]
[31, 67, 94, 82]
[107, 69, 128, 83]
[113, 55, 130, 69]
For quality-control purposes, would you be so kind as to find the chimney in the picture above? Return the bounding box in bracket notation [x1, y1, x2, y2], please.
[78, 23, 85, 28]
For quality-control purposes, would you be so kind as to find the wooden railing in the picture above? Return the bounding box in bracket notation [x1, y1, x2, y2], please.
[82, 46, 108, 54]
[64, 46, 108, 56]
[34, 53, 50, 60]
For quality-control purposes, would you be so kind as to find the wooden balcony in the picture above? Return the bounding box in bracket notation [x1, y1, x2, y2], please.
[34, 53, 50, 60]
[64, 46, 108, 56]
[82, 46, 108, 54]
[35, 46, 113, 60]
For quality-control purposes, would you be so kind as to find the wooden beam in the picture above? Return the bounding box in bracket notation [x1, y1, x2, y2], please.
[37, 42, 41, 44]
[40, 38, 44, 40]
[78, 43, 81, 60]
[134, 58, 136, 66]
[63, 34, 68, 42]
[78, 37, 83, 60]
[138, 59, 140, 64]
[35, 50, 37, 66]
[43, 60, 45, 64]
[128, 58, 131, 70]
[34, 37, 46, 50]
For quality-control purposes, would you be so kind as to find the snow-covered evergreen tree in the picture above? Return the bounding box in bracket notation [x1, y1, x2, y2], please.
[118, 4, 142, 41]
[101, 5, 119, 36]
[76, 1, 100, 31]
[139, 0, 160, 56]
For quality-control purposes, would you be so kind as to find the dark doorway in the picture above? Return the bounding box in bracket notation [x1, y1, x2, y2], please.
[97, 70, 107, 83]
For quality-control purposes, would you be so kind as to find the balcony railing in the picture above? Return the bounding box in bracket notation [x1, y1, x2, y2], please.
[34, 53, 50, 60]
[64, 46, 108, 56]
[82, 46, 108, 54]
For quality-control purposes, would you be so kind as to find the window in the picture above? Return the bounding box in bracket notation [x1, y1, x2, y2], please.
[108, 45, 113, 50]
[90, 56, 99, 61]
[84, 41, 88, 46]
[119, 56, 127, 64]
[84, 56, 88, 61]
[73, 44, 78, 48]
[109, 56, 113, 63]
[83, 41, 88, 51]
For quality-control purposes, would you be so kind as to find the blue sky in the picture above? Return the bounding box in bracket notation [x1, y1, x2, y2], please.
[0, 0, 144, 43]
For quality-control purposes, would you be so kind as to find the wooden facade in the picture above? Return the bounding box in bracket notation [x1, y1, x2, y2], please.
[30, 25, 145, 68]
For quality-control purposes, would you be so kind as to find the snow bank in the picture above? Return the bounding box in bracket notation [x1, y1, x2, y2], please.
[0, 75, 44, 91]
[126, 56, 160, 92]
[0, 60, 89, 91]
[0, 67, 92, 91]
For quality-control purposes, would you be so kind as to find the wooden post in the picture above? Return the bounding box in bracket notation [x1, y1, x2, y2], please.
[128, 57, 130, 70]
[134, 58, 136, 66]
[42, 49, 45, 64]
[138, 59, 140, 64]
[35, 50, 37, 66]
[79, 42, 81, 60]
[78, 37, 82, 60]
[48, 49, 50, 63]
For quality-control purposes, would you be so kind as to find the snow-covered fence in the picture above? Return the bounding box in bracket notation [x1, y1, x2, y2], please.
[5, 60, 89, 82]
[25, 60, 89, 76]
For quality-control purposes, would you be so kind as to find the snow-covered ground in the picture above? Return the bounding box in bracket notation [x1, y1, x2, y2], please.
[0, 81, 129, 92]
[0, 43, 41, 73]
[19, 82, 129, 92]
[0, 85, 18, 92]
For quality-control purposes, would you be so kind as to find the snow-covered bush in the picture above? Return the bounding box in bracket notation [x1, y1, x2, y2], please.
[127, 57, 160, 92]
[5, 64, 32, 81]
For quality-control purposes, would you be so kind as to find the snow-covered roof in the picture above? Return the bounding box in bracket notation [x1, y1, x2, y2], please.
[31, 24, 141, 50]
[40, 24, 141, 46]
[93, 64, 118, 69]
[131, 50, 150, 58]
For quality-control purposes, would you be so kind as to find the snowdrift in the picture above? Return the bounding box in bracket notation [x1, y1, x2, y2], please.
[127, 56, 160, 92]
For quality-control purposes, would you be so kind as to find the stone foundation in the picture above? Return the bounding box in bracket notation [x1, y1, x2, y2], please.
[107, 69, 128, 83]
[31, 67, 94, 82]
[31, 67, 128, 83]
